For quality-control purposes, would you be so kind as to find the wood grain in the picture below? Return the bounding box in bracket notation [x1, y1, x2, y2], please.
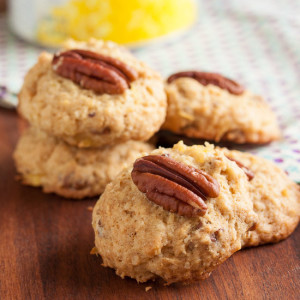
[0, 109, 299, 300]
[0, 0, 6, 12]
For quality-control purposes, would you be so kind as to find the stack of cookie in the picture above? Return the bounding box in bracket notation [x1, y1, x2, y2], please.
[13, 39, 167, 199]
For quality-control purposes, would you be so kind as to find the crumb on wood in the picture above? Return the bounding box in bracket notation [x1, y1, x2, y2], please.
[90, 247, 98, 255]
[145, 286, 152, 292]
[87, 206, 93, 211]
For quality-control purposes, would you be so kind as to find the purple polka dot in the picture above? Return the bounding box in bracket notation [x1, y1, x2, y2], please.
[289, 140, 298, 144]
[274, 158, 284, 163]
[293, 149, 300, 153]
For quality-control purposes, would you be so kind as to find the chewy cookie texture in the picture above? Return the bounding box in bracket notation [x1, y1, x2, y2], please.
[221, 148, 300, 247]
[162, 71, 281, 144]
[13, 127, 153, 199]
[18, 38, 167, 148]
[92, 142, 257, 284]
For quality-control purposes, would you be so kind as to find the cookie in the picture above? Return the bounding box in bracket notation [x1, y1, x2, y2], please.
[162, 71, 280, 144]
[13, 127, 153, 199]
[18, 38, 167, 148]
[221, 148, 300, 246]
[92, 142, 257, 284]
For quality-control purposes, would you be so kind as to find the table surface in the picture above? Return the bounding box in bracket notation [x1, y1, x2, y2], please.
[0, 109, 299, 300]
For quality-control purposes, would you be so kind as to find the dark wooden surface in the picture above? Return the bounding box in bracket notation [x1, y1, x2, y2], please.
[0, 108, 299, 300]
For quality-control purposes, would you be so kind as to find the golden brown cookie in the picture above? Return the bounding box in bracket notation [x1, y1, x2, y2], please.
[18, 38, 166, 148]
[92, 142, 257, 284]
[221, 148, 300, 246]
[162, 72, 280, 144]
[13, 127, 153, 199]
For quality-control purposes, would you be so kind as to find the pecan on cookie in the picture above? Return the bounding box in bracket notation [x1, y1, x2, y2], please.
[167, 71, 244, 95]
[226, 156, 254, 180]
[18, 39, 167, 148]
[93, 142, 257, 284]
[163, 70, 280, 144]
[52, 49, 138, 95]
[131, 155, 220, 217]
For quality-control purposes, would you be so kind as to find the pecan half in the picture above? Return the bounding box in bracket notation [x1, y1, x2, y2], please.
[52, 49, 138, 95]
[226, 156, 254, 180]
[131, 155, 220, 217]
[167, 71, 244, 95]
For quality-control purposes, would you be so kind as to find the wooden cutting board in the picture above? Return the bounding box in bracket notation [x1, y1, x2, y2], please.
[0, 109, 299, 300]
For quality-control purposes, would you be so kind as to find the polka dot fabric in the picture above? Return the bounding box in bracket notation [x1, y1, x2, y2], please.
[0, 0, 299, 182]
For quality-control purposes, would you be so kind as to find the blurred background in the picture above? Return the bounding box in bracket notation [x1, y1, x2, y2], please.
[0, 0, 300, 181]
[8, 0, 197, 47]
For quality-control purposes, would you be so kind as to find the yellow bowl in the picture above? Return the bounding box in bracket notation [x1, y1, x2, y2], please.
[37, 0, 197, 47]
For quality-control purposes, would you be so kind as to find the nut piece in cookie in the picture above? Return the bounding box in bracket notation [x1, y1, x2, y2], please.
[13, 127, 153, 199]
[221, 148, 300, 246]
[131, 154, 220, 217]
[52, 49, 138, 95]
[18, 38, 167, 148]
[163, 71, 280, 144]
[92, 142, 257, 284]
